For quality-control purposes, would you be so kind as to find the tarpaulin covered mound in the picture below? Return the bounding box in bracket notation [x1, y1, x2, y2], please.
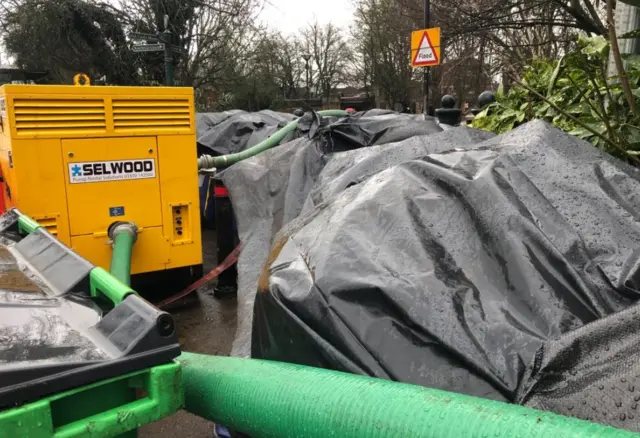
[218, 110, 445, 357]
[252, 120, 640, 431]
[197, 110, 296, 156]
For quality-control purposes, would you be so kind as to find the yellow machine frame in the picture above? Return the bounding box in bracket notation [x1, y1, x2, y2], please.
[0, 84, 202, 280]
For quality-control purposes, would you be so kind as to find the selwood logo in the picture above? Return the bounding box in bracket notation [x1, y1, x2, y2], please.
[69, 159, 156, 184]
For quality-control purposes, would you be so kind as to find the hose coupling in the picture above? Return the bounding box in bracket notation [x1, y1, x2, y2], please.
[108, 221, 138, 244]
[198, 154, 225, 170]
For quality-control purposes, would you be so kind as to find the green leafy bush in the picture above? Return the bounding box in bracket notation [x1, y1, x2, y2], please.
[472, 35, 640, 161]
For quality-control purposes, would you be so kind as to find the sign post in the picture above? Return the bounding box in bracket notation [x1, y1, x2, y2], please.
[132, 43, 164, 53]
[424, 0, 430, 115]
[129, 15, 187, 86]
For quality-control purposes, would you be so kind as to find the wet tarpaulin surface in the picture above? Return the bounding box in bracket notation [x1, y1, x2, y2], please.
[0, 245, 105, 367]
[0, 240, 108, 407]
[196, 110, 296, 156]
[217, 110, 444, 358]
[234, 118, 640, 431]
[518, 302, 640, 429]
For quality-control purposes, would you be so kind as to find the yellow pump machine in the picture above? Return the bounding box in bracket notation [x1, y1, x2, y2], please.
[0, 83, 203, 292]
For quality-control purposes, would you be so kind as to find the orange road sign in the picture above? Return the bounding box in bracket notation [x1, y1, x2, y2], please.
[411, 27, 441, 67]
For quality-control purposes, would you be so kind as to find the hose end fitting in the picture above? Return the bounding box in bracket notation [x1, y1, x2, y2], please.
[108, 221, 138, 244]
[198, 154, 215, 170]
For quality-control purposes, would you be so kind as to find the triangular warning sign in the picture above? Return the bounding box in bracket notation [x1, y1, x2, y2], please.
[413, 32, 439, 66]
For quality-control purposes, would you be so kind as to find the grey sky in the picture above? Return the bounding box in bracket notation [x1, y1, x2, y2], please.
[260, 0, 355, 35]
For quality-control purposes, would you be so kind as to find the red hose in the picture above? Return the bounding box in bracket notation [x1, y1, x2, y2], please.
[157, 242, 243, 309]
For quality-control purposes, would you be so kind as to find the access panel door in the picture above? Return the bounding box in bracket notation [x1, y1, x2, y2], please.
[62, 137, 163, 236]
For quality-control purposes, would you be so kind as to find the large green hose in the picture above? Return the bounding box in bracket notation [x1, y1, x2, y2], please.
[109, 223, 137, 286]
[198, 109, 348, 169]
[178, 353, 635, 438]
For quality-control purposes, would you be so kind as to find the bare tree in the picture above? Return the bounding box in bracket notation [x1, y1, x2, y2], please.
[352, 0, 417, 108]
[301, 21, 352, 98]
[396, 0, 605, 73]
[397, 0, 606, 37]
[181, 0, 264, 90]
[276, 35, 305, 99]
[350, 0, 607, 109]
[118, 0, 264, 92]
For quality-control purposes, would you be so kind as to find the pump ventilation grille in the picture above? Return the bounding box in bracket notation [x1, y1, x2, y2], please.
[112, 98, 192, 133]
[13, 99, 107, 136]
[31, 216, 58, 236]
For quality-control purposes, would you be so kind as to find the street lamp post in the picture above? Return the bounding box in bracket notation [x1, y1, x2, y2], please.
[162, 15, 174, 86]
[302, 53, 312, 99]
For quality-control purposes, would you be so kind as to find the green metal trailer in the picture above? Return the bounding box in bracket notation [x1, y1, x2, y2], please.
[0, 209, 183, 437]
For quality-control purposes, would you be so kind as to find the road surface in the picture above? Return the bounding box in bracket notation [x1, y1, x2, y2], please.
[140, 228, 238, 437]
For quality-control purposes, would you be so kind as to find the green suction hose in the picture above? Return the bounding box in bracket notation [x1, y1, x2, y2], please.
[108, 222, 137, 286]
[198, 109, 348, 169]
[178, 352, 635, 438]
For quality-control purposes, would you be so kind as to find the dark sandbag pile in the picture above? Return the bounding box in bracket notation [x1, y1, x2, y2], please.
[218, 111, 640, 432]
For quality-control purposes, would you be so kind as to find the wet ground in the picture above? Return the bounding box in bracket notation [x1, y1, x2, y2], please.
[140, 228, 237, 438]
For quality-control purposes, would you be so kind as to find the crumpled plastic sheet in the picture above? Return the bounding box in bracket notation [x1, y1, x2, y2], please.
[519, 302, 640, 429]
[218, 110, 443, 358]
[196, 110, 296, 156]
[247, 119, 640, 431]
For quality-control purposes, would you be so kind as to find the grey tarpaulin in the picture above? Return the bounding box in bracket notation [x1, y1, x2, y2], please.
[247, 119, 640, 431]
[217, 110, 444, 358]
[196, 110, 296, 156]
[518, 303, 640, 429]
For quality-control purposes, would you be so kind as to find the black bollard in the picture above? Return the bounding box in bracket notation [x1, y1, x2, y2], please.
[478, 91, 495, 108]
[471, 91, 496, 116]
[213, 179, 238, 298]
[435, 95, 462, 126]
